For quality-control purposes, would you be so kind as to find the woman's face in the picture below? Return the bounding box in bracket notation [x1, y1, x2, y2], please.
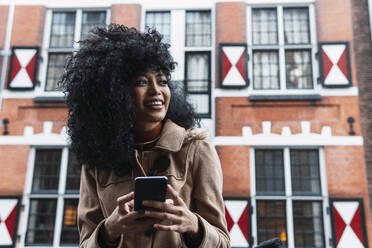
[132, 70, 171, 131]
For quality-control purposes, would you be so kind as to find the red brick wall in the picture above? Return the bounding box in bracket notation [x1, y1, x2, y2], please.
[0, 145, 29, 194]
[216, 146, 251, 196]
[111, 4, 141, 30]
[0, 5, 9, 49]
[316, 0, 357, 86]
[326, 146, 372, 245]
[350, 0, 372, 232]
[215, 2, 246, 87]
[215, 96, 361, 137]
[0, 99, 67, 136]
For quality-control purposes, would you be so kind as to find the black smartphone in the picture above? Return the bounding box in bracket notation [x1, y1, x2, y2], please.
[134, 176, 168, 211]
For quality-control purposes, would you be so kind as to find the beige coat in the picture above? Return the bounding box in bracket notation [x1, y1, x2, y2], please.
[78, 120, 230, 248]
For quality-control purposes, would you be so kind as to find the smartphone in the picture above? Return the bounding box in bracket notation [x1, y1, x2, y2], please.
[134, 176, 168, 211]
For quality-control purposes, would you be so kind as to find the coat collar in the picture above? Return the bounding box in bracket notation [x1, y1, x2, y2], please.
[154, 119, 187, 152]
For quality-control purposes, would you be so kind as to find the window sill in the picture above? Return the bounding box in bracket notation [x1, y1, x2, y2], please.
[33, 95, 66, 103]
[248, 94, 322, 101]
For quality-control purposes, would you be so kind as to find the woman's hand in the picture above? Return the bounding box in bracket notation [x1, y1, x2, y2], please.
[102, 192, 160, 242]
[142, 185, 200, 236]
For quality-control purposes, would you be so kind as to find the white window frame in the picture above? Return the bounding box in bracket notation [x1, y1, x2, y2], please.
[141, 7, 215, 124]
[36, 8, 110, 97]
[246, 3, 319, 95]
[250, 147, 332, 248]
[19, 146, 80, 248]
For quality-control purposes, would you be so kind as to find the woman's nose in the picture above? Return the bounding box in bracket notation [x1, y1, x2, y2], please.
[148, 78, 161, 95]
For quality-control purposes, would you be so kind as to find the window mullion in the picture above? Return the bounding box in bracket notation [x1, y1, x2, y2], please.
[277, 6, 286, 91]
[250, 147, 258, 246]
[39, 9, 53, 93]
[309, 4, 320, 92]
[170, 10, 185, 81]
[284, 148, 295, 248]
[74, 9, 82, 49]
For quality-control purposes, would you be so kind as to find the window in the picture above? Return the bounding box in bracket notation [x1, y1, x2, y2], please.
[248, 6, 315, 91]
[43, 10, 107, 91]
[253, 148, 325, 248]
[24, 149, 81, 246]
[144, 10, 212, 118]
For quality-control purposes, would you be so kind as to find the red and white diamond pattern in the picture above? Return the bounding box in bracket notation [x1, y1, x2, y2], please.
[332, 201, 366, 248]
[9, 48, 37, 88]
[224, 200, 249, 247]
[0, 199, 18, 245]
[221, 46, 247, 86]
[321, 44, 349, 86]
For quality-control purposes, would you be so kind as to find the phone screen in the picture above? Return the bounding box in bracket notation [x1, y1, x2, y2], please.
[134, 176, 168, 211]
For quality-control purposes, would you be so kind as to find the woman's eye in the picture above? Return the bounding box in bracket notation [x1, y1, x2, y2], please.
[135, 79, 147, 86]
[159, 80, 168, 85]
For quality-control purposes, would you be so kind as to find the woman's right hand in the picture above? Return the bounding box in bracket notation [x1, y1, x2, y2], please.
[102, 192, 159, 242]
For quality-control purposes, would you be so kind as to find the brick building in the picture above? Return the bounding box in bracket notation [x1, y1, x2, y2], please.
[0, 0, 370, 247]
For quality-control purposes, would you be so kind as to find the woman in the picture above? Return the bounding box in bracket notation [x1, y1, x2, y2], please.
[61, 24, 230, 248]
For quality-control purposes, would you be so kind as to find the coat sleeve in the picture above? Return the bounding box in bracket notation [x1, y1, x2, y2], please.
[188, 140, 231, 248]
[78, 164, 107, 247]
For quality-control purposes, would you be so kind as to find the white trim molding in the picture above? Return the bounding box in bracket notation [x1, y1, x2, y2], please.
[0, 121, 69, 146]
[213, 121, 363, 146]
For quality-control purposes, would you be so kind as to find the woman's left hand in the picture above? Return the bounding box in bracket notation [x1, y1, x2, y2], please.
[142, 184, 199, 236]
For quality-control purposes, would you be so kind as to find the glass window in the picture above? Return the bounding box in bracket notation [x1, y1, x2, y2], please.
[290, 150, 321, 195]
[283, 8, 310, 44]
[185, 52, 210, 116]
[286, 50, 312, 89]
[81, 11, 106, 40]
[250, 7, 314, 90]
[50, 12, 76, 48]
[145, 11, 171, 44]
[25, 199, 57, 245]
[293, 201, 324, 248]
[65, 151, 82, 192]
[25, 149, 81, 246]
[252, 8, 278, 45]
[60, 199, 79, 245]
[253, 51, 279, 89]
[255, 149, 285, 195]
[32, 150, 62, 193]
[254, 148, 325, 247]
[257, 200, 287, 246]
[45, 53, 70, 91]
[186, 11, 211, 47]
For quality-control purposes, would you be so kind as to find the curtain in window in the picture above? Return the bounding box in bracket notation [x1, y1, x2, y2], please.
[50, 12, 76, 48]
[284, 8, 310, 44]
[253, 51, 279, 89]
[252, 8, 278, 45]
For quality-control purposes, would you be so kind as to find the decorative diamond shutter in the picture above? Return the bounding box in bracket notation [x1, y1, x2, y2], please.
[318, 42, 352, 87]
[7, 47, 39, 90]
[224, 197, 251, 248]
[219, 44, 248, 88]
[330, 199, 369, 248]
[0, 196, 21, 247]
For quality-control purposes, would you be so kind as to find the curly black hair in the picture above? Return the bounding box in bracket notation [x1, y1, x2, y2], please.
[60, 24, 200, 174]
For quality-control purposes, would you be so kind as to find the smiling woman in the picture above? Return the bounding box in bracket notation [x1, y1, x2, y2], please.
[59, 24, 230, 248]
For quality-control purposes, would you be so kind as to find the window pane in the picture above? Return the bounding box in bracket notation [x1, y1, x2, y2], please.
[60, 199, 79, 245]
[65, 151, 82, 193]
[186, 11, 211, 46]
[291, 150, 321, 195]
[252, 8, 278, 45]
[284, 8, 310, 44]
[255, 150, 285, 195]
[293, 201, 324, 248]
[253, 51, 279, 89]
[186, 53, 209, 92]
[50, 12, 76, 48]
[145, 11, 171, 44]
[25, 199, 57, 245]
[187, 94, 209, 115]
[45, 53, 70, 91]
[286, 50, 312, 89]
[257, 200, 287, 246]
[32, 150, 62, 193]
[81, 11, 106, 40]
